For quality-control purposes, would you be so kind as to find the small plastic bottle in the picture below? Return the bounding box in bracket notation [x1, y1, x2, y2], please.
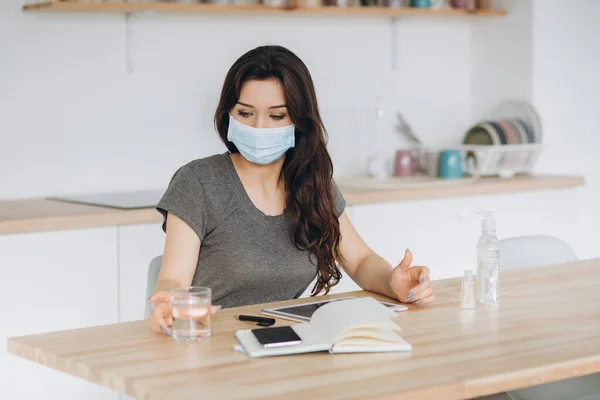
[460, 270, 476, 309]
[476, 210, 501, 304]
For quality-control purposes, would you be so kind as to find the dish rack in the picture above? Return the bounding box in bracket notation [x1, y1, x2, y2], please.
[460, 100, 543, 177]
[397, 100, 544, 179]
[414, 143, 542, 179]
[459, 143, 543, 178]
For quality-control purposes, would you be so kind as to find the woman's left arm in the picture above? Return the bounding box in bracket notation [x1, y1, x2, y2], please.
[337, 211, 435, 304]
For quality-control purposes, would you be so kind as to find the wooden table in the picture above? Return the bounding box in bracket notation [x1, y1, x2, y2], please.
[7, 259, 600, 400]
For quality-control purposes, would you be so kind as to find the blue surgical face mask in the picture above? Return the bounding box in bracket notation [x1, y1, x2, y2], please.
[227, 114, 295, 165]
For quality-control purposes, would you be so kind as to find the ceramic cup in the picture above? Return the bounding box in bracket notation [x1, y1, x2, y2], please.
[422, 151, 440, 177]
[368, 153, 391, 180]
[394, 150, 416, 177]
[450, 0, 470, 8]
[438, 149, 464, 179]
[410, 0, 431, 7]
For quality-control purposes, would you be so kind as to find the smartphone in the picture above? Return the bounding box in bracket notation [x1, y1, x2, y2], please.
[251, 326, 303, 348]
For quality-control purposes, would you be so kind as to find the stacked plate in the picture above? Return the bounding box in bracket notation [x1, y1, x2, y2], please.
[464, 101, 542, 145]
[461, 101, 543, 178]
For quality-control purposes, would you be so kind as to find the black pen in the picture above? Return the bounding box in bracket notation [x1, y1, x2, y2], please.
[234, 314, 276, 326]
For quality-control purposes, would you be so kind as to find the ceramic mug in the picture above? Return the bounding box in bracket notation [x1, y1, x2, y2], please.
[450, 0, 470, 8]
[410, 0, 431, 7]
[438, 149, 464, 179]
[368, 153, 391, 180]
[422, 151, 440, 177]
[394, 150, 416, 177]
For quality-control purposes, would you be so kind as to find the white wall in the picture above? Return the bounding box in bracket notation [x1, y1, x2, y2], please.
[0, 0, 473, 200]
[469, 0, 600, 260]
[530, 0, 600, 260]
[471, 0, 533, 119]
[1, 0, 598, 258]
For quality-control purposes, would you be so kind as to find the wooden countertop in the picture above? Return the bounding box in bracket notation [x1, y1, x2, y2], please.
[0, 198, 162, 235]
[337, 174, 584, 206]
[0, 175, 584, 235]
[8, 259, 600, 400]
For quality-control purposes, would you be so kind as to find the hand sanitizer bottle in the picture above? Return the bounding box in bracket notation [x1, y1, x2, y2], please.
[476, 210, 500, 304]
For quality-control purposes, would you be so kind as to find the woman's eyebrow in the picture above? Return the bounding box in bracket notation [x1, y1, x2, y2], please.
[236, 101, 287, 109]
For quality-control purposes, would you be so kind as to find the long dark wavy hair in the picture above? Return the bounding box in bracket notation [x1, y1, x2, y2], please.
[214, 45, 342, 296]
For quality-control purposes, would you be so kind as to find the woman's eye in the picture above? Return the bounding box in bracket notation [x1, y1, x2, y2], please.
[270, 114, 286, 121]
[237, 110, 252, 119]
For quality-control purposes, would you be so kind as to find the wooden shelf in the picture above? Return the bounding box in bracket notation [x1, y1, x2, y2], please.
[23, 1, 507, 17]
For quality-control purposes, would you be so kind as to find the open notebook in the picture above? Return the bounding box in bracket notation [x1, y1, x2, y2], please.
[234, 297, 412, 358]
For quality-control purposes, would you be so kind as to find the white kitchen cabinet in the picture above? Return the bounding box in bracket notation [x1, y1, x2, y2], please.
[351, 189, 581, 281]
[298, 206, 362, 298]
[329, 206, 362, 294]
[118, 223, 165, 323]
[0, 227, 120, 400]
[116, 224, 165, 400]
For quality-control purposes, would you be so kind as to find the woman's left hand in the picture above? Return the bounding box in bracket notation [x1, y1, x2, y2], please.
[389, 249, 435, 304]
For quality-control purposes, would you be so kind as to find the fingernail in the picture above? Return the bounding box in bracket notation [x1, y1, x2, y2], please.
[160, 325, 172, 337]
[415, 300, 423, 304]
[214, 305, 222, 311]
[405, 248, 410, 254]
[406, 292, 414, 301]
[420, 277, 425, 284]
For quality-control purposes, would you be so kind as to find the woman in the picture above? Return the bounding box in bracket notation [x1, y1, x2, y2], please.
[149, 45, 435, 335]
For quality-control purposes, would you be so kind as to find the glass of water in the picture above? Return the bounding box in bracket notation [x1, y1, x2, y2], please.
[170, 287, 212, 342]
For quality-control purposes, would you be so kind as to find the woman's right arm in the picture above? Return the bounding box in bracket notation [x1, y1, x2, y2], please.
[148, 213, 201, 334]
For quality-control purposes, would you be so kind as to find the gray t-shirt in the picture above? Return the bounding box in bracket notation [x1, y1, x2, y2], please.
[156, 152, 346, 308]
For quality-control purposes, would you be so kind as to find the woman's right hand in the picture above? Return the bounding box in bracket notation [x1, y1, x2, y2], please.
[149, 291, 174, 336]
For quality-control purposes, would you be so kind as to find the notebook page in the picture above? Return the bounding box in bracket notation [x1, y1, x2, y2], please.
[310, 297, 398, 344]
[332, 321, 401, 344]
